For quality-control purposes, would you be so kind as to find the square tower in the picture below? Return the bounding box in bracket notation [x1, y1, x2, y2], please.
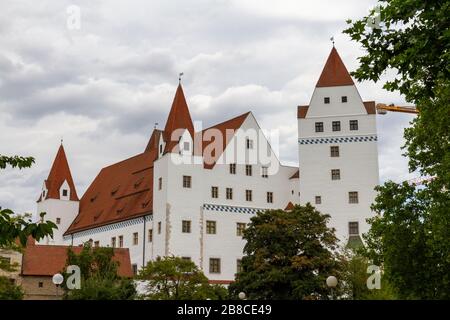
[297, 47, 379, 246]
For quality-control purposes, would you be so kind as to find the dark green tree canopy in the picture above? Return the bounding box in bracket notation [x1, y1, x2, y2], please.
[230, 204, 339, 300]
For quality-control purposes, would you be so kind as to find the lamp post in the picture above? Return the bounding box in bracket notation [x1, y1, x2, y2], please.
[52, 273, 64, 299]
[326, 276, 338, 300]
[238, 292, 246, 300]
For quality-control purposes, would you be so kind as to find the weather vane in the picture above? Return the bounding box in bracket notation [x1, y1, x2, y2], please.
[179, 72, 184, 84]
[154, 122, 159, 129]
[330, 36, 335, 47]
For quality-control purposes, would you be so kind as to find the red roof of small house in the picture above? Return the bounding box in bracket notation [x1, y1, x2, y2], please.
[21, 244, 133, 277]
[316, 47, 354, 87]
[163, 84, 195, 154]
[38, 144, 78, 202]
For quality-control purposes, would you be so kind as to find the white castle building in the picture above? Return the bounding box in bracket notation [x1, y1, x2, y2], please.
[36, 47, 379, 283]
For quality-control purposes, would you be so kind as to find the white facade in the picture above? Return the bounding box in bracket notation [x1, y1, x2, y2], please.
[36, 48, 380, 282]
[298, 85, 379, 244]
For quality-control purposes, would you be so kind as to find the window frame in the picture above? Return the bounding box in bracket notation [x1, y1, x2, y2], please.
[315, 122, 324, 133]
[206, 220, 217, 234]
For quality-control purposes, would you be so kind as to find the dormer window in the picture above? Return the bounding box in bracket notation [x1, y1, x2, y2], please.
[324, 97, 330, 104]
[62, 189, 68, 197]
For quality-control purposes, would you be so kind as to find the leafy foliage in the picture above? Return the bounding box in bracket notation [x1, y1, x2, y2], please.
[0, 154, 56, 271]
[139, 256, 228, 300]
[0, 276, 24, 300]
[62, 244, 136, 300]
[344, 0, 450, 102]
[229, 204, 339, 300]
[345, 0, 450, 299]
[338, 250, 397, 300]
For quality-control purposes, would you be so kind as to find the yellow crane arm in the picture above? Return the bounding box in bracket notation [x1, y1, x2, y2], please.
[376, 103, 419, 114]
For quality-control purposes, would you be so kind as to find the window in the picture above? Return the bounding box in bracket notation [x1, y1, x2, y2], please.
[349, 192, 359, 204]
[229, 163, 236, 174]
[183, 141, 190, 151]
[332, 121, 341, 132]
[245, 165, 252, 176]
[267, 192, 273, 203]
[331, 169, 341, 180]
[315, 122, 324, 132]
[236, 223, 246, 236]
[132, 264, 138, 276]
[261, 166, 268, 178]
[94, 241, 99, 247]
[119, 235, 124, 248]
[209, 258, 221, 274]
[38, 282, 43, 288]
[159, 144, 163, 154]
[111, 237, 116, 248]
[158, 222, 162, 234]
[315, 196, 322, 204]
[246, 138, 253, 149]
[182, 220, 191, 233]
[350, 120, 359, 130]
[349, 222, 359, 235]
[158, 177, 162, 190]
[182, 257, 191, 262]
[56, 217, 61, 225]
[62, 189, 68, 197]
[226, 188, 233, 200]
[183, 175, 192, 188]
[342, 96, 348, 103]
[206, 220, 216, 234]
[324, 97, 330, 104]
[245, 190, 252, 202]
[133, 232, 138, 245]
[236, 259, 243, 273]
[148, 229, 153, 242]
[211, 186, 218, 198]
[330, 146, 340, 157]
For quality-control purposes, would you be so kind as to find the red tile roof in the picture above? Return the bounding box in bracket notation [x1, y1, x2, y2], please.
[196, 112, 250, 169]
[38, 145, 78, 202]
[297, 105, 309, 119]
[21, 244, 133, 277]
[289, 170, 299, 179]
[65, 149, 156, 235]
[316, 47, 354, 87]
[164, 84, 195, 154]
[284, 202, 295, 211]
[363, 101, 376, 114]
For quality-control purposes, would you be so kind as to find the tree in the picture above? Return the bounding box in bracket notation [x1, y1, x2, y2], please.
[0, 155, 56, 270]
[0, 276, 24, 300]
[344, 0, 450, 299]
[339, 250, 397, 300]
[62, 244, 136, 300]
[139, 256, 228, 300]
[229, 204, 339, 300]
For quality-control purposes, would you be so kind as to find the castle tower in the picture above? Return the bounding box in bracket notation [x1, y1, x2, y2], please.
[297, 47, 379, 246]
[37, 144, 79, 245]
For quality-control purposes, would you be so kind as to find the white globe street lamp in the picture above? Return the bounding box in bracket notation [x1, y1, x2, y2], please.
[326, 276, 338, 300]
[52, 273, 64, 298]
[238, 292, 246, 300]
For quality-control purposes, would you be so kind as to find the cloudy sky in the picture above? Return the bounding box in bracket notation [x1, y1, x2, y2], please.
[0, 0, 416, 214]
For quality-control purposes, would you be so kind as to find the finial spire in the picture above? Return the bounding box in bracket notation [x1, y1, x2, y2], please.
[330, 36, 335, 47]
[61, 137, 63, 145]
[178, 72, 184, 84]
[154, 122, 158, 129]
